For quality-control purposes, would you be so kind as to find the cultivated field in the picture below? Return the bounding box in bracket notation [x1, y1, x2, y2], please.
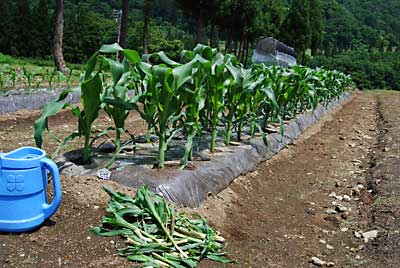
[1, 90, 400, 267]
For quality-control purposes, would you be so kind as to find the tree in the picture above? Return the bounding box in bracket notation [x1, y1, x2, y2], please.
[54, 0, 67, 73]
[119, 0, 128, 48]
[309, 0, 323, 55]
[14, 0, 33, 57]
[176, 0, 215, 44]
[0, 0, 13, 55]
[279, 0, 312, 63]
[143, 0, 151, 54]
[63, 3, 117, 63]
[32, 0, 52, 57]
[263, 0, 286, 38]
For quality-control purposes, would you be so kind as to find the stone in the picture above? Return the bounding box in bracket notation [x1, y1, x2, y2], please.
[329, 192, 337, 197]
[326, 244, 334, 250]
[60, 163, 87, 176]
[341, 212, 350, 220]
[324, 215, 341, 226]
[335, 195, 344, 201]
[335, 181, 342, 187]
[326, 209, 338, 215]
[343, 195, 351, 202]
[98, 143, 116, 153]
[310, 257, 326, 267]
[326, 262, 335, 267]
[335, 205, 348, 213]
[97, 168, 111, 180]
[362, 230, 378, 242]
[354, 231, 362, 239]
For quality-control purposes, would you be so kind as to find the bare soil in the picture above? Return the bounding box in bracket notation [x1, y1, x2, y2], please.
[1, 91, 400, 268]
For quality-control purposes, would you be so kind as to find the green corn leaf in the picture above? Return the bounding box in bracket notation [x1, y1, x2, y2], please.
[84, 52, 100, 80]
[100, 43, 123, 54]
[172, 60, 195, 90]
[156, 51, 180, 67]
[123, 49, 141, 64]
[81, 72, 102, 129]
[90, 227, 134, 237]
[103, 186, 136, 203]
[104, 58, 125, 85]
[34, 100, 68, 148]
[206, 254, 234, 263]
[116, 207, 143, 217]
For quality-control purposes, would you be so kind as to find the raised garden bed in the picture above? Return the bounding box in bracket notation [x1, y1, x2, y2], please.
[0, 87, 80, 113]
[57, 92, 352, 207]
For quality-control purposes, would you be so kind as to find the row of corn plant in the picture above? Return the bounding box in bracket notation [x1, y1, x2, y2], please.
[34, 43, 354, 169]
[0, 65, 81, 91]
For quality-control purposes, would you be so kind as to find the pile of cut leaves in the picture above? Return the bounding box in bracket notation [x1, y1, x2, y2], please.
[91, 186, 232, 267]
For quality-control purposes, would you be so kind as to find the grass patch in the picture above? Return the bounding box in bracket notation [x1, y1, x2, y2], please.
[0, 53, 82, 69]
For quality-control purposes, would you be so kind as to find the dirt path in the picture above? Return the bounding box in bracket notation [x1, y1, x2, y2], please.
[196, 91, 400, 268]
[1, 91, 400, 268]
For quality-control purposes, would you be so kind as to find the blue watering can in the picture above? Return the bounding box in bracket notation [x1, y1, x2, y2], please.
[0, 147, 62, 232]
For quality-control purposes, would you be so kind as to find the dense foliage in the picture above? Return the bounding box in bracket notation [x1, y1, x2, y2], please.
[0, 0, 398, 89]
[312, 49, 400, 90]
[34, 44, 353, 169]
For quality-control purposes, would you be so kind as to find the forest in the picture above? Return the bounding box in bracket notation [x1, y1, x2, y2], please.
[0, 0, 399, 90]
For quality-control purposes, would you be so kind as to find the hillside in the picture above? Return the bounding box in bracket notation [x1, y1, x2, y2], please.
[321, 0, 400, 53]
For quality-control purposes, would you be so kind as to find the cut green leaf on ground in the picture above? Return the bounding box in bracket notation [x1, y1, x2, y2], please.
[91, 185, 233, 267]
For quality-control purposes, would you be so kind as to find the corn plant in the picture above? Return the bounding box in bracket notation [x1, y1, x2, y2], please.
[290, 66, 320, 113]
[22, 66, 34, 89]
[188, 48, 232, 152]
[224, 61, 257, 143]
[65, 68, 74, 88]
[35, 53, 103, 164]
[0, 74, 4, 91]
[179, 55, 208, 166]
[35, 76, 43, 89]
[98, 44, 142, 168]
[248, 65, 278, 136]
[137, 59, 195, 168]
[45, 68, 57, 88]
[7, 67, 17, 88]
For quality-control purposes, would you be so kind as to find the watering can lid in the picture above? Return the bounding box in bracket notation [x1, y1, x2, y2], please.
[0, 147, 46, 169]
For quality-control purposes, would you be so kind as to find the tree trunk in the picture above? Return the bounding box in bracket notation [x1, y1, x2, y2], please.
[209, 18, 215, 47]
[226, 29, 233, 53]
[237, 38, 243, 60]
[53, 0, 66, 73]
[244, 39, 250, 66]
[233, 40, 238, 55]
[143, 0, 150, 54]
[195, 12, 204, 44]
[119, 0, 128, 48]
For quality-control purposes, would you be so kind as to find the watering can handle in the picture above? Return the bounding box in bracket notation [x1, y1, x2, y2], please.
[41, 158, 62, 219]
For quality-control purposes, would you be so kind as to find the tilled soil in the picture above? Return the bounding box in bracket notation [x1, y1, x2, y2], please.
[1, 91, 400, 268]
